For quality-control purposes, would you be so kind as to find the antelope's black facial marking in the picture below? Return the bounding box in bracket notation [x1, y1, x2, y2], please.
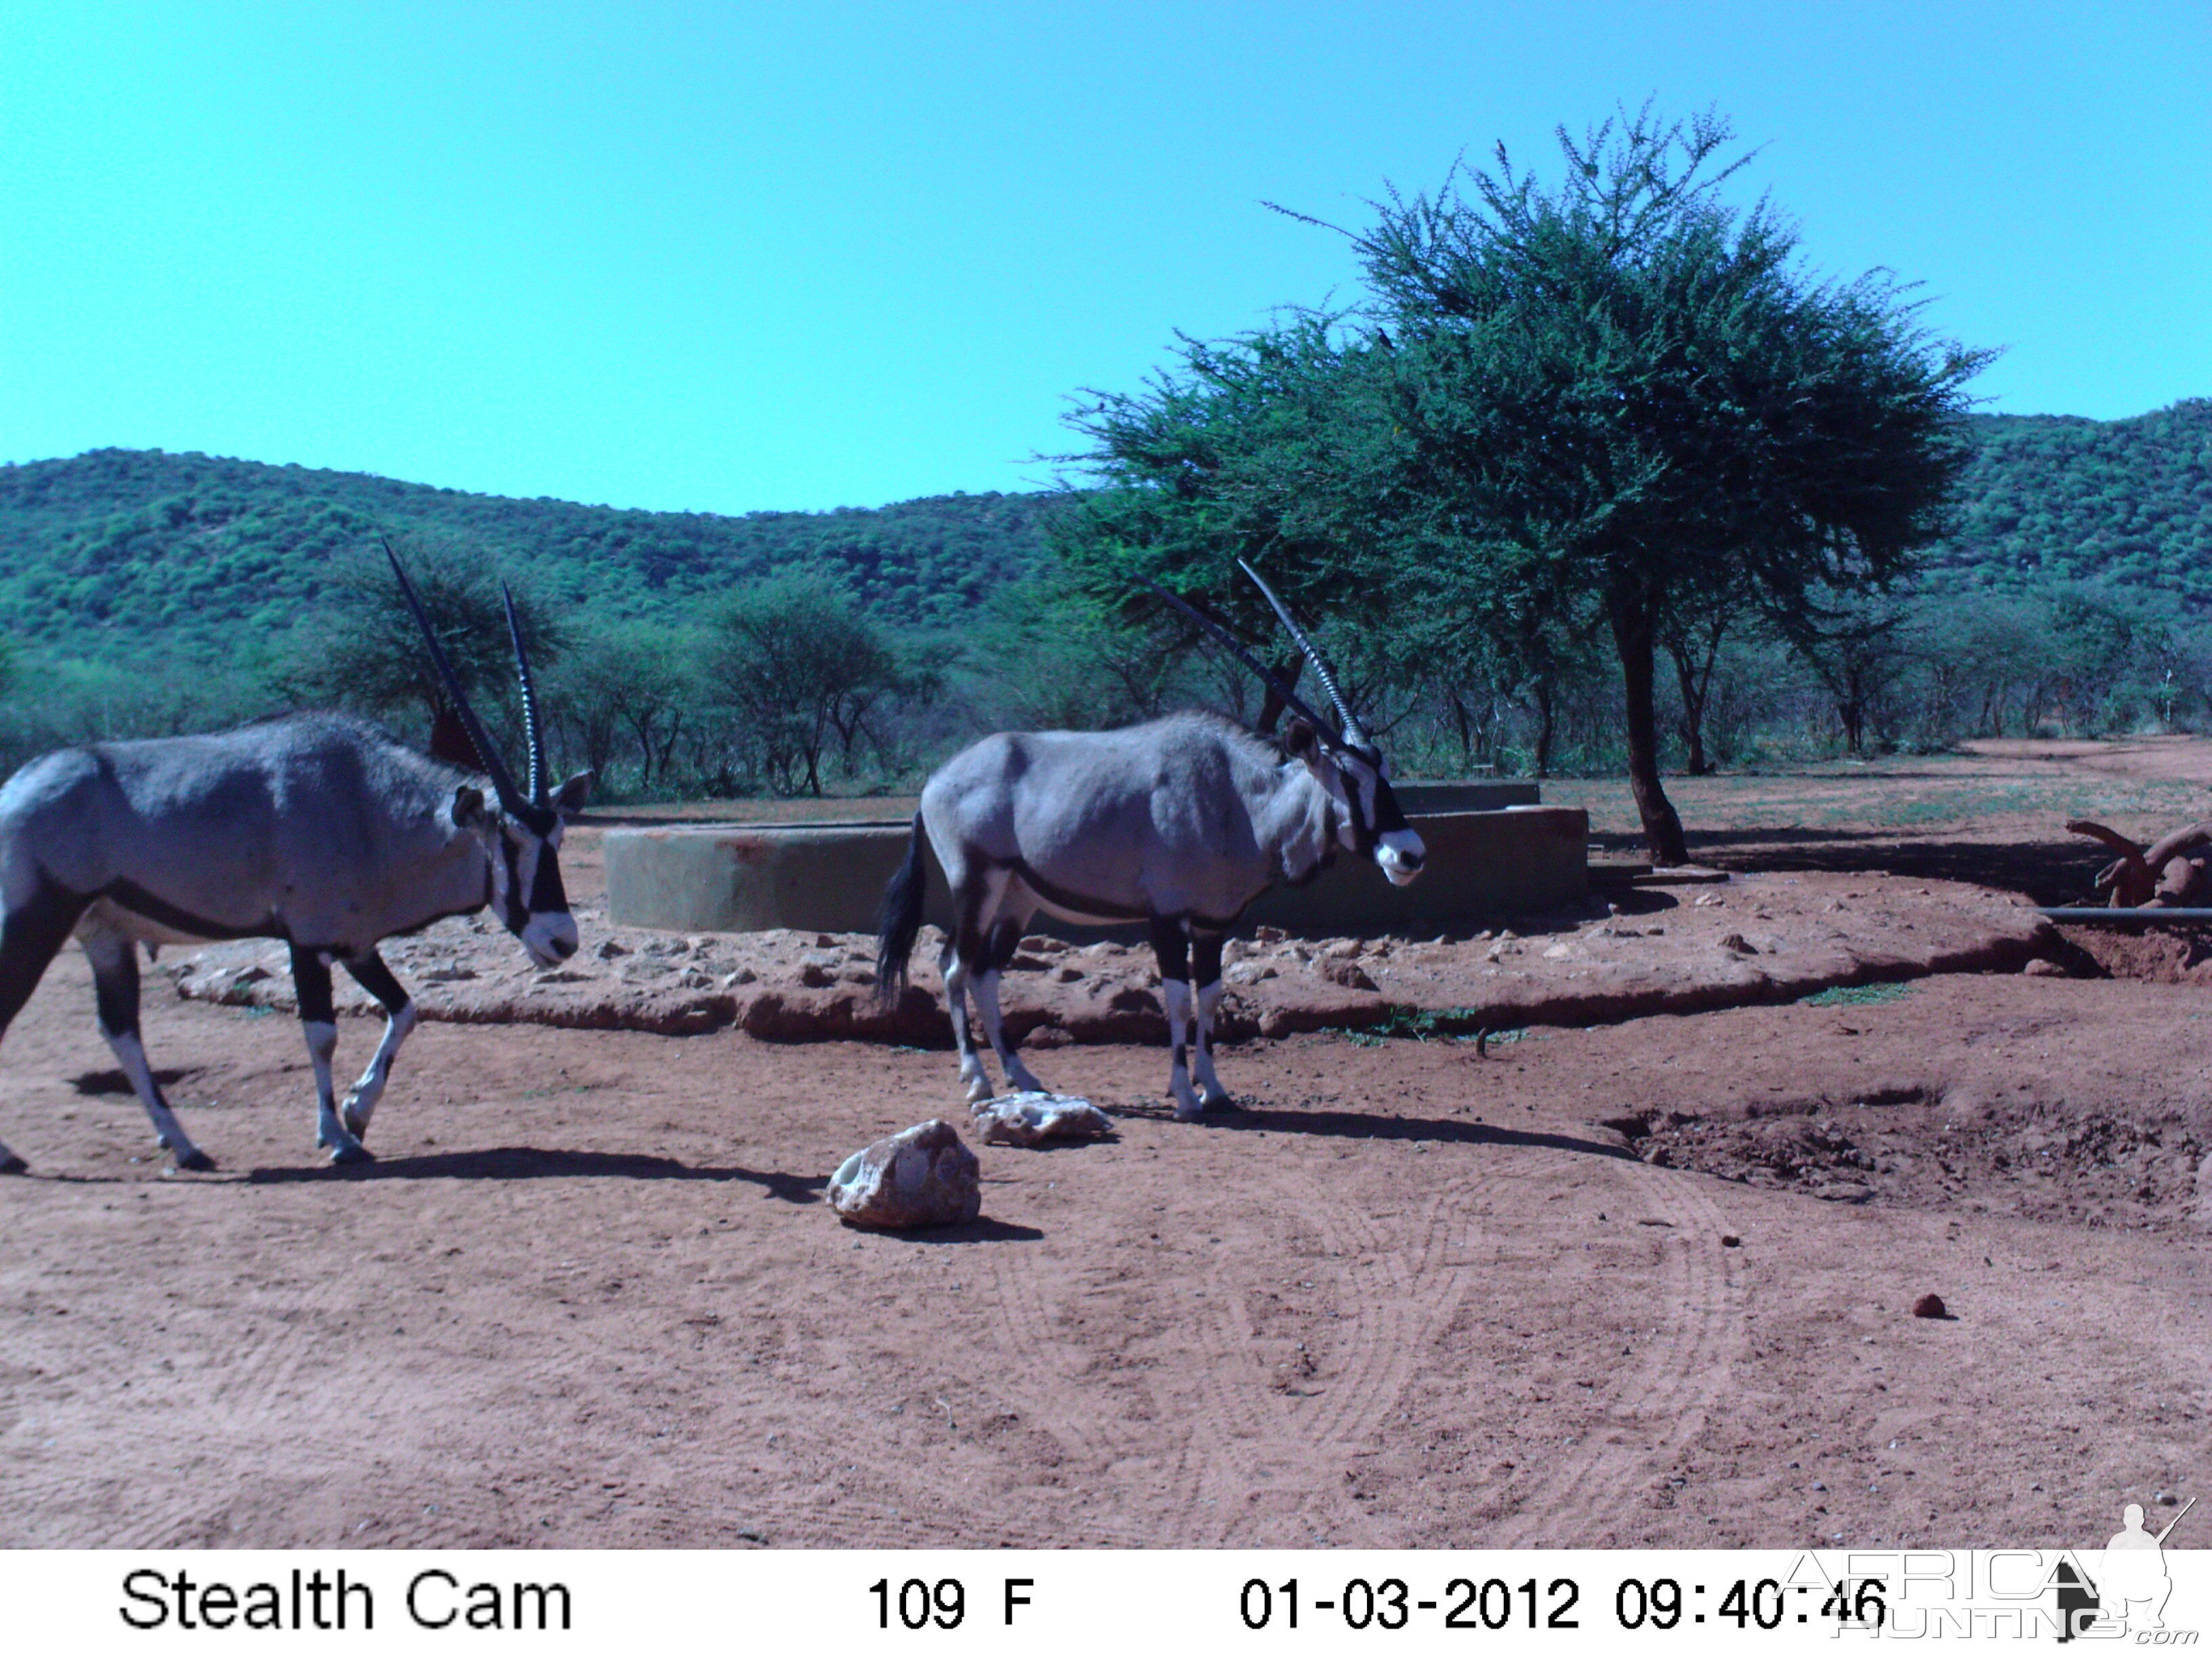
[491, 807, 578, 964]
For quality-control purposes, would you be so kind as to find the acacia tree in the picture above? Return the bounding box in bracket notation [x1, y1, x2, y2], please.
[1054, 316, 1407, 731]
[701, 570, 904, 796]
[272, 539, 567, 761]
[1322, 104, 1990, 861]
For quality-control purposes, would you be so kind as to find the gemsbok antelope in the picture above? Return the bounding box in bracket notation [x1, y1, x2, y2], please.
[0, 543, 590, 1172]
[878, 561, 1425, 1118]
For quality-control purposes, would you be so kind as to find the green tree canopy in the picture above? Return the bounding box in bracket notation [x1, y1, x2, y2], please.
[699, 569, 905, 796]
[1324, 104, 1992, 859]
[270, 538, 569, 758]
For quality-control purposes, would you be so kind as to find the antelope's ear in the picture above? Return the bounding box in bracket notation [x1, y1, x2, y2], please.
[552, 771, 594, 820]
[450, 784, 490, 830]
[1282, 718, 1321, 762]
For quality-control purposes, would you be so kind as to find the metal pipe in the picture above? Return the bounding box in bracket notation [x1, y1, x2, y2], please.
[2036, 907, 2212, 924]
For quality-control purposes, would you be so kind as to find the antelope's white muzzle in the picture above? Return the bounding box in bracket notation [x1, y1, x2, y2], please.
[1376, 829, 1427, 886]
[522, 911, 579, 967]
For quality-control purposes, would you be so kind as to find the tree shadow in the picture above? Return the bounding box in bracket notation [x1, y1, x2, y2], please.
[246, 1145, 826, 1201]
[1590, 827, 2105, 907]
[1118, 1099, 1631, 1161]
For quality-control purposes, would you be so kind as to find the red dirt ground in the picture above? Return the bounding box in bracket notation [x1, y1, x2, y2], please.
[2, 740, 2207, 1549]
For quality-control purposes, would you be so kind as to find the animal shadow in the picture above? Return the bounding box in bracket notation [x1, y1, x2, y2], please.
[247, 1145, 826, 1201]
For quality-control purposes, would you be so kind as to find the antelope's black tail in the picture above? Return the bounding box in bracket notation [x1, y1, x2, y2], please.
[875, 813, 928, 1002]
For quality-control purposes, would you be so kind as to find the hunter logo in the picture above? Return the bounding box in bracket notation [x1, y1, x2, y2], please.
[2062, 1497, 2197, 1641]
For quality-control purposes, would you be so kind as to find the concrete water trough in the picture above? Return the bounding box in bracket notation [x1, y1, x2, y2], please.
[604, 780, 1587, 939]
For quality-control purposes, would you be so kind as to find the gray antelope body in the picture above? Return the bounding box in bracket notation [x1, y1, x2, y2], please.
[879, 565, 1425, 1118]
[0, 548, 589, 1172]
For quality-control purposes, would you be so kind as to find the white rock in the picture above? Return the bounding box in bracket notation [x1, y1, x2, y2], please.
[828, 1120, 981, 1229]
[970, 1092, 1113, 1147]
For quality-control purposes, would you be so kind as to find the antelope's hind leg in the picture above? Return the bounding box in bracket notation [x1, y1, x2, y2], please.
[289, 946, 371, 1164]
[940, 865, 1046, 1101]
[968, 910, 1048, 1099]
[79, 926, 214, 1172]
[337, 949, 418, 1142]
[0, 880, 89, 1173]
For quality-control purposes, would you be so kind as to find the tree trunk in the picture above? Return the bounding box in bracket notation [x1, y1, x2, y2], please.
[1610, 590, 1688, 866]
[1532, 676, 1557, 778]
[1664, 612, 1726, 776]
[1668, 643, 1711, 776]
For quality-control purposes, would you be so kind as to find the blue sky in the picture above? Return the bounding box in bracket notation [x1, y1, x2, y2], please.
[3, 1, 2205, 515]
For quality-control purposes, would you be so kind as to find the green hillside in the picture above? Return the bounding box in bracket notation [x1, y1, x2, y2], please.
[0, 447, 1059, 661]
[2, 398, 2207, 665]
[1928, 398, 2212, 598]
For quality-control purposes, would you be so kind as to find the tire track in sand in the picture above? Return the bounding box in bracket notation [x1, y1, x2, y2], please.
[1484, 1158, 1747, 1547]
[1175, 1154, 1494, 1547]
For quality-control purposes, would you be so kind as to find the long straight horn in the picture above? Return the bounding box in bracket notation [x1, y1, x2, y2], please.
[1237, 559, 1366, 745]
[501, 580, 548, 805]
[382, 538, 525, 811]
[1136, 575, 1336, 737]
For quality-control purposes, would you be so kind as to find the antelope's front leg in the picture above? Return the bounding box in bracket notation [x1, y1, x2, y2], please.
[1189, 929, 1233, 1111]
[1150, 916, 1202, 1120]
[290, 946, 371, 1164]
[339, 951, 419, 1141]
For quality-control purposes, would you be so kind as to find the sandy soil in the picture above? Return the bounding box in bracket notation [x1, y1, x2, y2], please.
[3, 741, 2208, 1550]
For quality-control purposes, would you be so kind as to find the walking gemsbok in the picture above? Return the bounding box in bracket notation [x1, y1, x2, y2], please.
[0, 542, 590, 1172]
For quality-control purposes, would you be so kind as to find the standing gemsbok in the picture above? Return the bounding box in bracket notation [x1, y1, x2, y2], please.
[0, 543, 590, 1172]
[878, 561, 1425, 1119]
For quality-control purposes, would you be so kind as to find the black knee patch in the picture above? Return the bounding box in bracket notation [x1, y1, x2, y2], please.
[289, 946, 336, 1025]
[1149, 915, 1191, 982]
[342, 952, 412, 1015]
[985, 918, 1023, 972]
[87, 939, 142, 1041]
[1191, 931, 1225, 989]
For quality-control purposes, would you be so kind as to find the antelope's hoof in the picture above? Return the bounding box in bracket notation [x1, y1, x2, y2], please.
[176, 1149, 217, 1173]
[1172, 1099, 1206, 1122]
[1200, 1092, 1240, 1115]
[0, 1153, 28, 1175]
[327, 1141, 375, 1167]
[342, 1111, 369, 1140]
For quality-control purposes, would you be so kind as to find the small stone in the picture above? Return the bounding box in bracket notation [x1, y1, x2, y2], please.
[594, 939, 631, 959]
[1721, 1234, 1742, 1248]
[2022, 958, 2065, 977]
[970, 1092, 1113, 1147]
[722, 967, 758, 987]
[1320, 960, 1378, 991]
[1717, 932, 1756, 955]
[1912, 1293, 1949, 1319]
[827, 1121, 981, 1230]
[1253, 926, 1288, 943]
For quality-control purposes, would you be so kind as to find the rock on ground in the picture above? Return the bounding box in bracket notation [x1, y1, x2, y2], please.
[826, 1119, 981, 1229]
[970, 1092, 1114, 1146]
